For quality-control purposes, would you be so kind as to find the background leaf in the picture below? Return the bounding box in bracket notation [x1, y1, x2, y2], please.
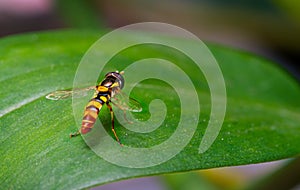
[1, 30, 300, 189]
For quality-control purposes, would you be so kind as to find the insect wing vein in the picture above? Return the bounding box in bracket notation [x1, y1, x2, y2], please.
[111, 91, 142, 112]
[46, 86, 95, 100]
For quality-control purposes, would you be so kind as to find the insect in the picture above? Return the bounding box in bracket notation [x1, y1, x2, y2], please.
[46, 71, 142, 145]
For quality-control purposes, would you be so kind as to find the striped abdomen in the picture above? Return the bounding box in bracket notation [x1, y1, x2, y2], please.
[80, 98, 103, 134]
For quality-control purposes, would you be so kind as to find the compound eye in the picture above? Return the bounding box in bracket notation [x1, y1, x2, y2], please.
[105, 72, 125, 89]
[117, 75, 125, 89]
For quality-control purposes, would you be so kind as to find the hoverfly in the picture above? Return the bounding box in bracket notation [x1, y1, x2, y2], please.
[46, 71, 142, 145]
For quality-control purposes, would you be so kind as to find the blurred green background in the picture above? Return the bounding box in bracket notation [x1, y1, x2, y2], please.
[1, 0, 299, 189]
[1, 0, 300, 79]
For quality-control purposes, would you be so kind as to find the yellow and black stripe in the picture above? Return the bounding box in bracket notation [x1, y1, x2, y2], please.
[80, 99, 103, 134]
[71, 71, 124, 144]
[80, 85, 111, 134]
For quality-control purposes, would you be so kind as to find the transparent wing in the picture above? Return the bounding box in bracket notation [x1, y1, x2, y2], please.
[46, 86, 95, 100]
[111, 90, 142, 112]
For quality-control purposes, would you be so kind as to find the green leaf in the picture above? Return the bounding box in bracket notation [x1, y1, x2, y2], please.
[1, 30, 300, 189]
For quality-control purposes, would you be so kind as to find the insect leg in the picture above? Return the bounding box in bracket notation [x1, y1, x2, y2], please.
[70, 131, 80, 138]
[111, 101, 133, 124]
[106, 102, 122, 145]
